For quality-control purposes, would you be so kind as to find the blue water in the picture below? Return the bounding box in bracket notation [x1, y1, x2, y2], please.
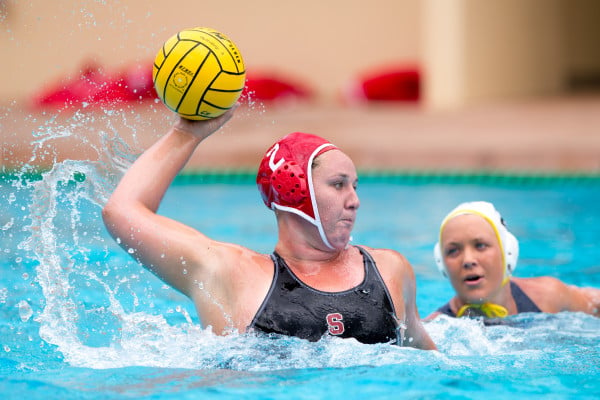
[2, 158, 600, 398]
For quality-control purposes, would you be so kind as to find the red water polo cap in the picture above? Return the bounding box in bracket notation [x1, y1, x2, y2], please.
[256, 132, 336, 223]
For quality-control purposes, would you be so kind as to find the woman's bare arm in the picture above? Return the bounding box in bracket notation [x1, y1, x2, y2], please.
[102, 111, 236, 297]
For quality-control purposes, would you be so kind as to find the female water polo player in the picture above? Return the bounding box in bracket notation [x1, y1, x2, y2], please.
[102, 109, 436, 349]
[427, 201, 600, 320]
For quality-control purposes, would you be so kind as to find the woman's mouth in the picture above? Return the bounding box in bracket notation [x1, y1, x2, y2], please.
[464, 274, 483, 285]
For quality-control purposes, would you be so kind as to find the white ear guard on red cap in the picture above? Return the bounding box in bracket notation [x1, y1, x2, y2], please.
[433, 201, 519, 279]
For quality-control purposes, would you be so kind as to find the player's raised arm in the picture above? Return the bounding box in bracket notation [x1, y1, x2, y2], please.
[102, 111, 235, 296]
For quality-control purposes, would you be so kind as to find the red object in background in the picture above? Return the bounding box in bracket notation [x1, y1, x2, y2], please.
[33, 64, 315, 109]
[32, 61, 157, 109]
[346, 65, 420, 103]
[241, 71, 313, 103]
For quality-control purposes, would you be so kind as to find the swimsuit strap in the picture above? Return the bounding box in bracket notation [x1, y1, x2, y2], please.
[510, 280, 542, 313]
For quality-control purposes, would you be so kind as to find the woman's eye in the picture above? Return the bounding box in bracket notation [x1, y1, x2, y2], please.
[445, 248, 458, 257]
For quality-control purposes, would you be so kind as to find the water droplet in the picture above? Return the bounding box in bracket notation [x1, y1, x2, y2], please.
[0, 288, 7, 304]
[73, 171, 86, 182]
[17, 300, 33, 322]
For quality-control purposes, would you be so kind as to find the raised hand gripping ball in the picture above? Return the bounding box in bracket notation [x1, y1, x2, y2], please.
[153, 27, 246, 120]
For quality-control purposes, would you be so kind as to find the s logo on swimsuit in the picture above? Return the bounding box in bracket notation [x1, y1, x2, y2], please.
[326, 313, 345, 335]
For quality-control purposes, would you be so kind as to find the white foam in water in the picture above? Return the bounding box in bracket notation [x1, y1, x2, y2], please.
[426, 315, 525, 357]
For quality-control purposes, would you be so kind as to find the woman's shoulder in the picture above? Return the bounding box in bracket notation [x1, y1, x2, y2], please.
[511, 276, 570, 313]
[512, 276, 564, 291]
[357, 245, 407, 260]
[357, 246, 415, 291]
[357, 246, 410, 269]
[191, 240, 272, 279]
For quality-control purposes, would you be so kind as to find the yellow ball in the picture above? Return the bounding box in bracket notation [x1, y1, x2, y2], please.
[152, 27, 246, 120]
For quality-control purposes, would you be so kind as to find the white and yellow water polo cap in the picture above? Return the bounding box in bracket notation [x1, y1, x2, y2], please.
[433, 201, 519, 280]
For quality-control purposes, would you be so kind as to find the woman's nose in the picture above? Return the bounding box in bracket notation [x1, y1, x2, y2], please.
[463, 261, 477, 269]
[462, 248, 477, 269]
[347, 188, 360, 210]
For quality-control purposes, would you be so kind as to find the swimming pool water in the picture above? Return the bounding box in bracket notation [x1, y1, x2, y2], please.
[1, 160, 599, 399]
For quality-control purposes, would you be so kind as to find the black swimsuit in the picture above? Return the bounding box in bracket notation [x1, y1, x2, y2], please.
[436, 280, 542, 317]
[248, 246, 401, 344]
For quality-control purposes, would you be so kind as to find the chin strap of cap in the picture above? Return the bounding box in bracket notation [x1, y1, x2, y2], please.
[456, 302, 509, 318]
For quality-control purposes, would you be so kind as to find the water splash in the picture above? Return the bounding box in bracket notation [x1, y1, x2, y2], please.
[20, 161, 108, 351]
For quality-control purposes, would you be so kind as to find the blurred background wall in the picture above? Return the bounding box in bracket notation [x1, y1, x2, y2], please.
[0, 0, 421, 103]
[423, 0, 600, 108]
[1, 0, 599, 108]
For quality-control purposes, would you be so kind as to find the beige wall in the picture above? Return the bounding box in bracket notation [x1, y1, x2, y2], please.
[564, 0, 600, 85]
[464, 0, 566, 100]
[0, 0, 420, 101]
[423, 0, 599, 109]
[421, 0, 467, 108]
[423, 0, 566, 108]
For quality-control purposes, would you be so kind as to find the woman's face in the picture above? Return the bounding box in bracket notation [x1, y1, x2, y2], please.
[311, 150, 360, 250]
[440, 214, 506, 303]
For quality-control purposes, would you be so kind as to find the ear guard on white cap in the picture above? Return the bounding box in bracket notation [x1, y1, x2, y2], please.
[433, 242, 447, 278]
[433, 201, 519, 279]
[503, 231, 519, 274]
